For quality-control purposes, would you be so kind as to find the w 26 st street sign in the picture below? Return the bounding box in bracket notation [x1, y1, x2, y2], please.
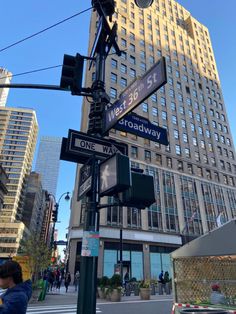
[103, 57, 167, 133]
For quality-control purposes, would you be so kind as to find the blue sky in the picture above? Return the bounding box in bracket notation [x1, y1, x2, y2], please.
[1, 0, 236, 244]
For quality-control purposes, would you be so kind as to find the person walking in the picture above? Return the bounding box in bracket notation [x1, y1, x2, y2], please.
[48, 271, 55, 292]
[124, 271, 130, 290]
[55, 270, 61, 291]
[74, 270, 80, 292]
[64, 272, 71, 293]
[0, 260, 32, 314]
[158, 270, 165, 284]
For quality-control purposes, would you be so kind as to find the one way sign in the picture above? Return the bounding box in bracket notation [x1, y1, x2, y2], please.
[60, 129, 128, 164]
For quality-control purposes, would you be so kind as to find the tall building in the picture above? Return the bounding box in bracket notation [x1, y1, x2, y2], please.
[22, 172, 45, 235]
[0, 68, 12, 107]
[35, 136, 61, 196]
[0, 107, 38, 259]
[68, 0, 236, 280]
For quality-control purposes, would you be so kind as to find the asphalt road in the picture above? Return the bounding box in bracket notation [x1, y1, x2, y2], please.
[97, 299, 172, 314]
[27, 299, 173, 314]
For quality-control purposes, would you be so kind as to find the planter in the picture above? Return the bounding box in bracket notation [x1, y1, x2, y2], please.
[97, 287, 106, 299]
[140, 288, 151, 300]
[109, 289, 122, 302]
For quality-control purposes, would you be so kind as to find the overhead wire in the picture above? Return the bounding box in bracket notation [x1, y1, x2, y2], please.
[0, 7, 93, 53]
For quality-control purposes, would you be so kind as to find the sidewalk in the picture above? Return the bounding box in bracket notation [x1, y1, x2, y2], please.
[30, 285, 173, 306]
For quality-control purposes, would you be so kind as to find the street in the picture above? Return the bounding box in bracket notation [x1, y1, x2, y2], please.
[27, 299, 173, 314]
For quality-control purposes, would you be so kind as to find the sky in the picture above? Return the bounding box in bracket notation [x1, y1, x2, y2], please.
[1, 0, 236, 247]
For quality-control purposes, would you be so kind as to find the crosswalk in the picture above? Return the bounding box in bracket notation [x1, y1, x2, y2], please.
[27, 304, 102, 314]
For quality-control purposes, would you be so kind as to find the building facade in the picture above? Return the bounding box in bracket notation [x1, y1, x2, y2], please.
[22, 172, 45, 236]
[0, 107, 38, 259]
[0, 68, 12, 107]
[35, 136, 61, 196]
[68, 0, 236, 280]
[0, 165, 8, 211]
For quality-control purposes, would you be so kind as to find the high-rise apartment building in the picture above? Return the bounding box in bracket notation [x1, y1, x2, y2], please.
[0, 107, 38, 259]
[35, 137, 61, 196]
[0, 68, 12, 107]
[68, 0, 236, 279]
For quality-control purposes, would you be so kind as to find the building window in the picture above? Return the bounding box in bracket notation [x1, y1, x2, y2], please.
[145, 150, 151, 162]
[110, 87, 117, 99]
[172, 115, 177, 125]
[110, 72, 117, 84]
[174, 130, 179, 139]
[185, 148, 190, 158]
[131, 146, 138, 158]
[156, 154, 162, 165]
[162, 111, 167, 120]
[111, 58, 117, 68]
[130, 68, 136, 78]
[175, 145, 181, 155]
[142, 103, 148, 112]
[161, 97, 166, 106]
[120, 77, 127, 87]
[183, 133, 188, 143]
[167, 157, 172, 167]
[121, 63, 127, 73]
[152, 107, 158, 117]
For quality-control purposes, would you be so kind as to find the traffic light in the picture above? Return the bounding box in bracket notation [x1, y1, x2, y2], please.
[119, 171, 155, 209]
[60, 53, 84, 95]
[52, 209, 58, 222]
[92, 0, 115, 16]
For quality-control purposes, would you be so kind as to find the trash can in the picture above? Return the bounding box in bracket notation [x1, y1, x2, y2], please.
[180, 309, 228, 314]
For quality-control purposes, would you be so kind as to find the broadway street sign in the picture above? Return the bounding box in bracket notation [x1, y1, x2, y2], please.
[60, 129, 128, 164]
[114, 113, 169, 145]
[103, 57, 167, 133]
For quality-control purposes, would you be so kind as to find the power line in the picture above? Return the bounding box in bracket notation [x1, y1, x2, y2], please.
[0, 65, 62, 80]
[0, 7, 93, 54]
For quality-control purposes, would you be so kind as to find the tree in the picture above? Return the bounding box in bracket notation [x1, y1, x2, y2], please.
[18, 235, 51, 283]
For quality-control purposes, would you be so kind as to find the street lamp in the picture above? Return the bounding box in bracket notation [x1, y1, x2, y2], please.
[49, 192, 70, 249]
[134, 0, 154, 8]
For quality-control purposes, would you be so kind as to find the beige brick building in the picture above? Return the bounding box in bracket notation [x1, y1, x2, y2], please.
[68, 0, 236, 280]
[0, 107, 38, 259]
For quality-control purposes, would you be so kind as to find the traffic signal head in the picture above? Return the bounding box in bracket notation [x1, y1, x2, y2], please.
[52, 210, 58, 222]
[60, 53, 84, 95]
[119, 171, 155, 209]
[92, 0, 115, 16]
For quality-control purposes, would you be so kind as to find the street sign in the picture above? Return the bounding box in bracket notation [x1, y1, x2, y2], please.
[67, 129, 128, 163]
[114, 113, 169, 145]
[78, 158, 94, 200]
[103, 57, 167, 133]
[60, 131, 128, 164]
[99, 153, 131, 196]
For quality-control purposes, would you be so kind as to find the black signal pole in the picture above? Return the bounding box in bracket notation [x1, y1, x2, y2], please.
[77, 1, 117, 313]
[77, 1, 154, 314]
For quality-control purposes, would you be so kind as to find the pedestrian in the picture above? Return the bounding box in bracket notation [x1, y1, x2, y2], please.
[74, 270, 80, 292]
[210, 284, 226, 305]
[48, 271, 55, 292]
[158, 270, 165, 284]
[164, 271, 170, 283]
[55, 270, 61, 291]
[124, 271, 129, 289]
[0, 260, 32, 314]
[64, 272, 71, 293]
